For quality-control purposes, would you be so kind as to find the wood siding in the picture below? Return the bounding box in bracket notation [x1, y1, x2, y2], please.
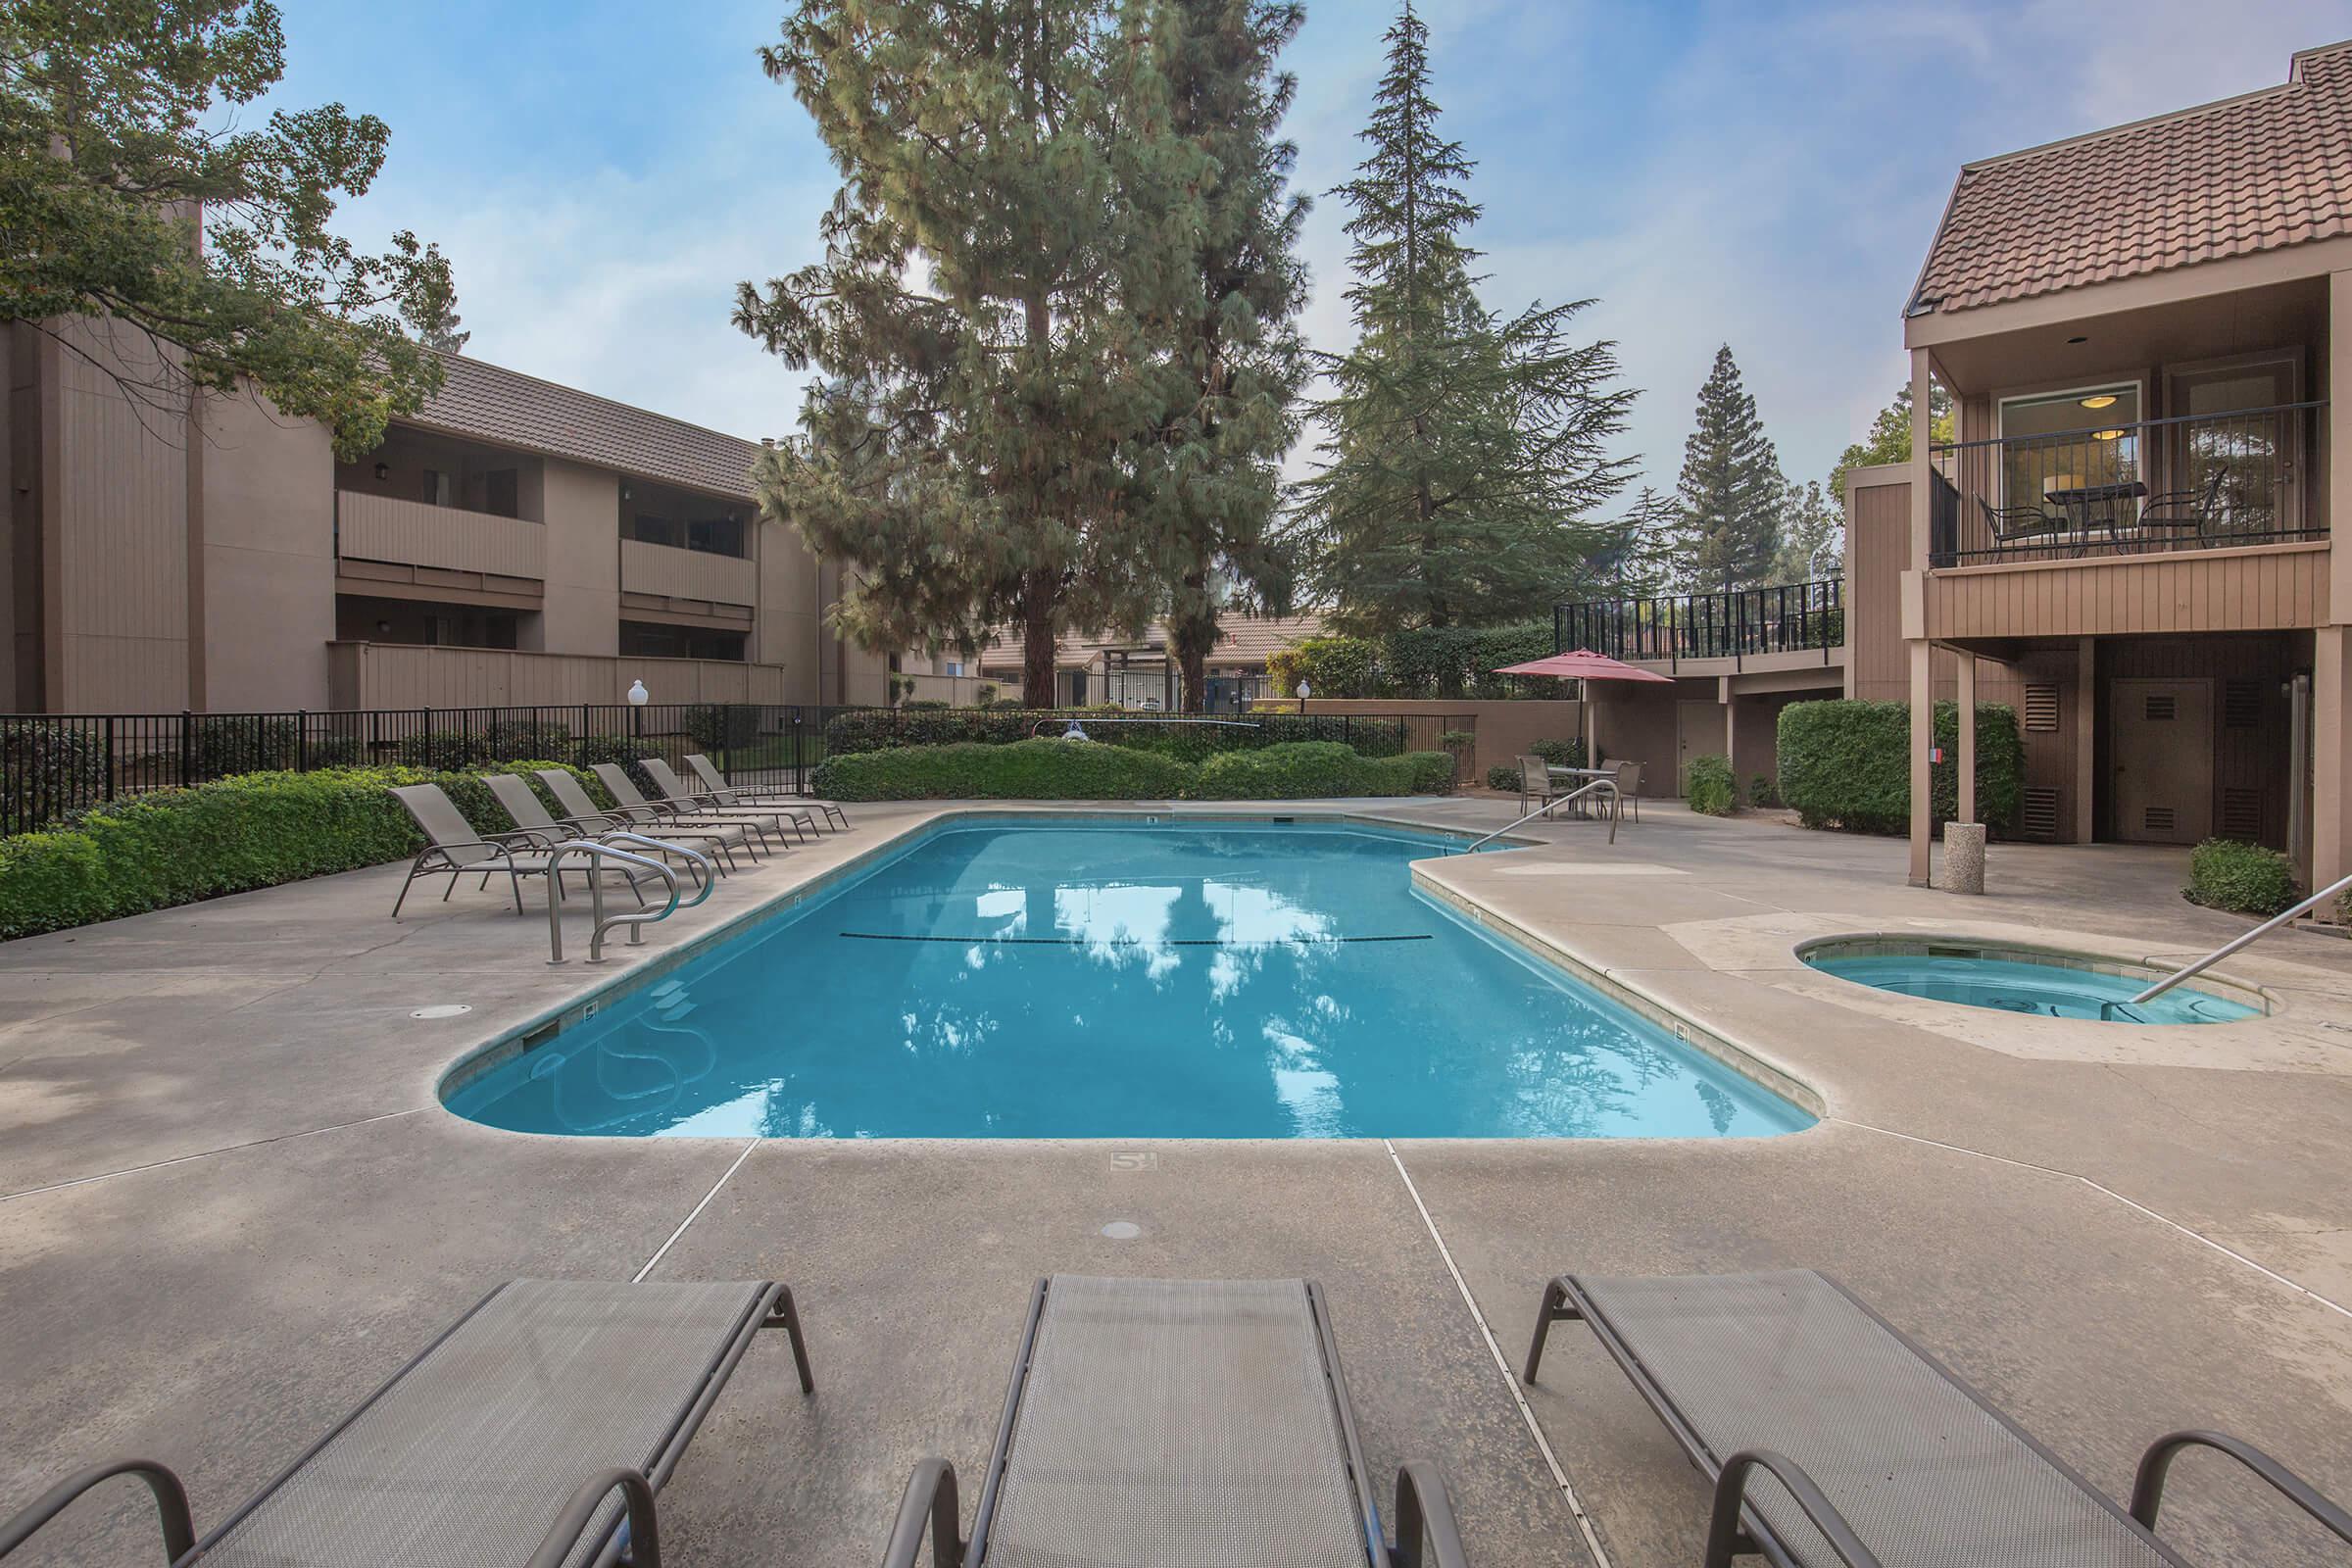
[1926, 541, 2328, 641]
[326, 641, 795, 708]
[336, 490, 545, 581]
[1845, 475, 1910, 700]
[620, 539, 758, 607]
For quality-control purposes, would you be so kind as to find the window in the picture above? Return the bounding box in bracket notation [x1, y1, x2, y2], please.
[1996, 385, 2139, 514]
[617, 620, 747, 662]
[480, 468, 519, 518]
[622, 479, 749, 557]
[421, 467, 453, 507]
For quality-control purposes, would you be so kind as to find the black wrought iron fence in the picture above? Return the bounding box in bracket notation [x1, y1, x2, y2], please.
[0, 703, 1483, 834]
[1553, 578, 1843, 669]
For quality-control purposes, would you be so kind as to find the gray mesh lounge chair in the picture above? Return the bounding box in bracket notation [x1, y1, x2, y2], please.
[881, 1275, 1467, 1568]
[684, 754, 849, 830]
[534, 768, 760, 869]
[1516, 757, 1564, 817]
[1522, 1269, 2352, 1568]
[388, 782, 660, 919]
[590, 763, 788, 851]
[484, 769, 744, 880]
[641, 759, 820, 844]
[0, 1278, 813, 1568]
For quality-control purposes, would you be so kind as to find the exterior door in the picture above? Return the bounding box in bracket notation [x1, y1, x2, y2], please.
[2110, 679, 2212, 844]
[2164, 356, 2300, 539]
[1676, 700, 1722, 796]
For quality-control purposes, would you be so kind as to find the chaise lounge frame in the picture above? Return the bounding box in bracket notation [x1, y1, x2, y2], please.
[0, 1278, 814, 1568]
[1523, 1268, 2352, 1568]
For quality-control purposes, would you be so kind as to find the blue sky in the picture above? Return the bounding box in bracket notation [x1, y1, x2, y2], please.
[275, 0, 2351, 500]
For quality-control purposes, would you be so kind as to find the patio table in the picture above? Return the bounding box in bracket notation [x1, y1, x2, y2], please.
[1546, 765, 1617, 818]
[2044, 479, 2148, 554]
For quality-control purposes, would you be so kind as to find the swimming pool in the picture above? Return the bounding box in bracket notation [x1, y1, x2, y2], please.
[443, 818, 1814, 1139]
[1804, 942, 2261, 1024]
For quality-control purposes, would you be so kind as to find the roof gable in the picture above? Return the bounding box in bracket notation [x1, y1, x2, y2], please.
[1913, 40, 2352, 316]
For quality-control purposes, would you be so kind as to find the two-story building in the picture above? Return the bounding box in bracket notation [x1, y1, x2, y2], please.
[1, 320, 893, 714]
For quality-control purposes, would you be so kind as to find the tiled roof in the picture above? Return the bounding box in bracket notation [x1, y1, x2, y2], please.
[407, 353, 765, 500]
[981, 612, 1328, 671]
[1912, 40, 2352, 316]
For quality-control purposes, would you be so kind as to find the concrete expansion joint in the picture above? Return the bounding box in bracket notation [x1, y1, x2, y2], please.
[0, 1105, 429, 1202]
[1832, 1117, 2352, 1322]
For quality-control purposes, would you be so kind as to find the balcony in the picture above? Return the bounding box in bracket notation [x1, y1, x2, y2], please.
[620, 538, 757, 608]
[326, 641, 795, 709]
[1928, 401, 2327, 568]
[335, 490, 545, 582]
[1554, 579, 1844, 672]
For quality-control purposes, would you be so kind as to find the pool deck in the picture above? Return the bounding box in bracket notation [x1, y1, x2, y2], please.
[4, 796, 2351, 1566]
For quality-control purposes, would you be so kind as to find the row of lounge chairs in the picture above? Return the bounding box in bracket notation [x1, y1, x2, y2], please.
[387, 753, 851, 919]
[5, 1268, 2342, 1566]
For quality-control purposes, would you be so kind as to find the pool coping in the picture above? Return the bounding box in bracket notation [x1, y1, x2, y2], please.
[433, 804, 1574, 1114]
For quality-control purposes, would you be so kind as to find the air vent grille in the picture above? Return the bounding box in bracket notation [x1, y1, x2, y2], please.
[2024, 685, 2060, 732]
[2219, 788, 2262, 841]
[2144, 694, 2177, 721]
[2021, 786, 2061, 841]
[2144, 805, 2176, 832]
[2224, 679, 2261, 728]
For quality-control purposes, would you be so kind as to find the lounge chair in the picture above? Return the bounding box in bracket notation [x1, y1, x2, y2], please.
[685, 754, 849, 830]
[881, 1274, 1467, 1568]
[387, 781, 661, 919]
[484, 769, 747, 881]
[1517, 756, 1565, 818]
[535, 767, 761, 869]
[1522, 1269, 2352, 1568]
[0, 1279, 813, 1568]
[590, 762, 792, 851]
[641, 759, 822, 844]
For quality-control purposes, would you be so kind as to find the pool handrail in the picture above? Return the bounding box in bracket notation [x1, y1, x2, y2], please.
[2128, 867, 2352, 1005]
[1462, 777, 1620, 854]
[544, 840, 712, 964]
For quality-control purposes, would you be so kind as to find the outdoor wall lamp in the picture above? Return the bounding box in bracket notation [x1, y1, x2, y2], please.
[373, 462, 390, 480]
[627, 680, 650, 707]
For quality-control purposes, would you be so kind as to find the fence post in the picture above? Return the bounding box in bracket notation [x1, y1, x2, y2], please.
[102, 716, 116, 803]
[178, 710, 194, 788]
[296, 710, 309, 772]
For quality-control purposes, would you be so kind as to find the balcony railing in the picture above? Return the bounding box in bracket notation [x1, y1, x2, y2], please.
[1553, 578, 1843, 669]
[620, 538, 758, 607]
[334, 490, 545, 580]
[1928, 400, 2327, 568]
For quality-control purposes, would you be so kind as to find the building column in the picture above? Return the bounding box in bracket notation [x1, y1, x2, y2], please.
[1908, 640, 1934, 885]
[2073, 638, 2097, 844]
[1720, 676, 1736, 786]
[2314, 628, 2352, 895]
[1955, 653, 1977, 824]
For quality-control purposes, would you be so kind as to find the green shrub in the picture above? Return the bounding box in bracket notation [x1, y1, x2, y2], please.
[2187, 838, 2297, 916]
[1266, 635, 1382, 699]
[683, 704, 761, 753]
[1685, 755, 1736, 815]
[810, 738, 1195, 801]
[0, 720, 107, 827]
[903, 699, 951, 710]
[1529, 737, 1599, 768]
[0, 761, 607, 940]
[1485, 762, 1523, 792]
[1750, 773, 1780, 808]
[1776, 699, 2022, 835]
[1190, 743, 1453, 800]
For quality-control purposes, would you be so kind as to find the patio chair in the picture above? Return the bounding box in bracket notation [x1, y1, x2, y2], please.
[480, 770, 739, 880]
[1979, 496, 2073, 557]
[387, 782, 661, 919]
[0, 1279, 814, 1568]
[2136, 466, 2229, 549]
[1517, 756, 1565, 818]
[535, 767, 761, 869]
[880, 1274, 1467, 1568]
[590, 763, 793, 851]
[1522, 1269, 2352, 1568]
[685, 753, 849, 830]
[641, 758, 823, 844]
[1611, 760, 1642, 823]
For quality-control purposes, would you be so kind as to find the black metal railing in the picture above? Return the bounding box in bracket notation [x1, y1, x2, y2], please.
[0, 703, 1484, 836]
[1928, 400, 2327, 567]
[1552, 578, 1844, 670]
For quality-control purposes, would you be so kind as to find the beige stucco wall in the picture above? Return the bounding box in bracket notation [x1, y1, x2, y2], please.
[198, 388, 336, 710]
[534, 458, 620, 658]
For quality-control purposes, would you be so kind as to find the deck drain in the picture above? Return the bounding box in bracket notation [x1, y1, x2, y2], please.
[410, 1004, 472, 1020]
[1100, 1220, 1143, 1241]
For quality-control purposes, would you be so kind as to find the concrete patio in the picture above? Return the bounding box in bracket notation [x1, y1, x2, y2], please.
[2, 797, 2349, 1567]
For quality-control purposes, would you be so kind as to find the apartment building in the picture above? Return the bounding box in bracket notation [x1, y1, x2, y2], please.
[1, 321, 891, 715]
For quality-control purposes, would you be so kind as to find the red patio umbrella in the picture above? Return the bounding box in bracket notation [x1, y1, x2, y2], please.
[1491, 649, 1672, 767]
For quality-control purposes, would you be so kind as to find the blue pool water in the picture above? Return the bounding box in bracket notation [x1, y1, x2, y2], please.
[444, 820, 1814, 1139]
[1808, 953, 2259, 1024]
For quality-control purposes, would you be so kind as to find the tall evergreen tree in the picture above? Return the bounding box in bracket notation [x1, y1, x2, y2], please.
[735, 0, 1168, 705]
[1770, 476, 1841, 583]
[1288, 1, 1634, 633]
[1129, 0, 1311, 712]
[1586, 485, 1677, 597]
[1671, 344, 1784, 592]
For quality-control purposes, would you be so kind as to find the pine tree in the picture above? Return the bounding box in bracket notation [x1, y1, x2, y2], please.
[736, 0, 1167, 706]
[1770, 477, 1841, 583]
[1289, 1, 1634, 633]
[1586, 485, 1678, 597]
[1672, 345, 1784, 592]
[1128, 0, 1311, 712]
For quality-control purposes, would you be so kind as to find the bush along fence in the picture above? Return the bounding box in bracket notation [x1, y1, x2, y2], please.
[0, 704, 1479, 835]
[810, 739, 1458, 803]
[1776, 699, 2024, 836]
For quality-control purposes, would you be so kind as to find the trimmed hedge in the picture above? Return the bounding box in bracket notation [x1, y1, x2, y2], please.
[808, 738, 1457, 803]
[0, 761, 608, 940]
[1685, 755, 1736, 815]
[820, 707, 1407, 761]
[1777, 699, 2023, 835]
[1265, 623, 1557, 699]
[2186, 838, 2298, 916]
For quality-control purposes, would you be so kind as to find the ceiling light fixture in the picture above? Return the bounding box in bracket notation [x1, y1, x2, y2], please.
[2092, 429, 2126, 442]
[2080, 394, 2118, 410]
